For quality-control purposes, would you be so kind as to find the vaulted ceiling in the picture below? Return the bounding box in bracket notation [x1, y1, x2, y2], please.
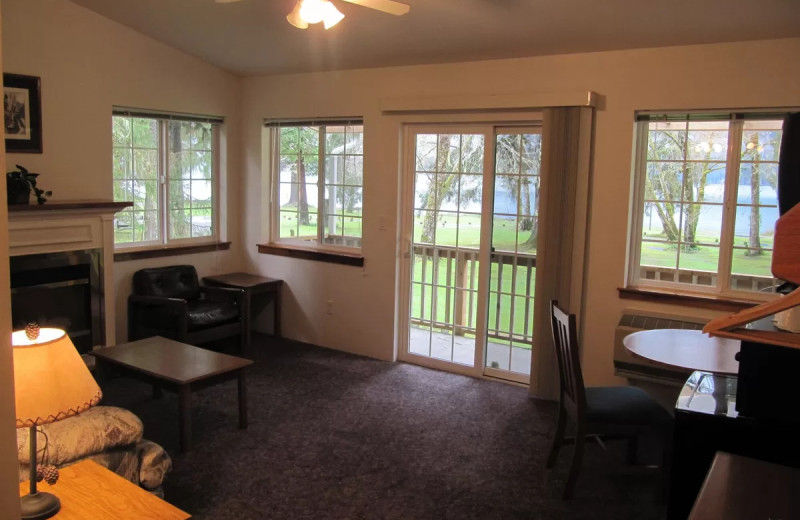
[68, 0, 800, 76]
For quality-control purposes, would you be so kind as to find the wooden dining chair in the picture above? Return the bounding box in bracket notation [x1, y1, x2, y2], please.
[547, 300, 673, 499]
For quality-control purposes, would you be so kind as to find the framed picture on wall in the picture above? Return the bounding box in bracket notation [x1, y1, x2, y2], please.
[3, 73, 42, 153]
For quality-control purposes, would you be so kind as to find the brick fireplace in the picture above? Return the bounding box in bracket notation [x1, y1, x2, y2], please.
[7, 202, 131, 350]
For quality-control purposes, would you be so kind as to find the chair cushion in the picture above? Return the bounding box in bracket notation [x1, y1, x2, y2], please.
[186, 299, 239, 330]
[17, 406, 143, 466]
[137, 439, 173, 491]
[585, 386, 672, 426]
[133, 265, 201, 300]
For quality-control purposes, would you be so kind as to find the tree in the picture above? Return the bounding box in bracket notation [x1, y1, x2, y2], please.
[741, 129, 780, 256]
[113, 117, 161, 242]
[645, 126, 725, 249]
[495, 133, 541, 248]
[325, 129, 364, 216]
[415, 132, 541, 247]
[416, 134, 483, 243]
[168, 121, 191, 239]
[280, 127, 318, 227]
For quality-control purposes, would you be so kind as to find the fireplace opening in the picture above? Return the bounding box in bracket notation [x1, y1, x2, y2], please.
[10, 250, 104, 355]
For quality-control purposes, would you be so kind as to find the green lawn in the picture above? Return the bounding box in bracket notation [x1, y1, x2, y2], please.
[279, 204, 362, 239]
[641, 233, 774, 277]
[412, 212, 537, 254]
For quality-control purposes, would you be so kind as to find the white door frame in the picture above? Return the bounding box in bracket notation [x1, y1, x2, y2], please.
[398, 123, 494, 378]
[398, 120, 541, 383]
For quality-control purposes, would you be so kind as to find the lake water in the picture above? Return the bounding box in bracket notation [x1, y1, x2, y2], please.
[422, 181, 778, 238]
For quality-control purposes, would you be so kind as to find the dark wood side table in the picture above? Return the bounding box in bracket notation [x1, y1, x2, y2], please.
[91, 336, 253, 452]
[203, 272, 283, 341]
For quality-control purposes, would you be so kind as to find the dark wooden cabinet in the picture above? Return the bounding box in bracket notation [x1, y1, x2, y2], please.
[688, 452, 800, 520]
[668, 371, 800, 520]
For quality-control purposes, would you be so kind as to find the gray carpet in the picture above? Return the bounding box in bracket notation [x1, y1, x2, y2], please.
[101, 334, 663, 519]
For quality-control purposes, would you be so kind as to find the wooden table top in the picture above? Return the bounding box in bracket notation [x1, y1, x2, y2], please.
[623, 329, 740, 375]
[689, 452, 800, 519]
[19, 459, 190, 519]
[90, 336, 253, 384]
[203, 272, 282, 289]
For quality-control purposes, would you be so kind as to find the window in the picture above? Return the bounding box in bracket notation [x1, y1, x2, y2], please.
[112, 109, 222, 248]
[629, 112, 787, 297]
[267, 119, 364, 249]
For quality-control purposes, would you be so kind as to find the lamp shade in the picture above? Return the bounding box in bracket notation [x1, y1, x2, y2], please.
[12, 328, 102, 428]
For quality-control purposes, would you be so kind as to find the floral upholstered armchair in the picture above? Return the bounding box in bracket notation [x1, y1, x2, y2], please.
[17, 406, 172, 497]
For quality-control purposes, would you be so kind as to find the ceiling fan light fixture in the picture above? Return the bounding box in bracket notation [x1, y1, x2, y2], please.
[286, 1, 309, 29]
[321, 2, 345, 29]
[298, 0, 326, 24]
[287, 0, 344, 30]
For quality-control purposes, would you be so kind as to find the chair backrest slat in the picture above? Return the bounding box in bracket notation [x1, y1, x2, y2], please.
[550, 300, 586, 418]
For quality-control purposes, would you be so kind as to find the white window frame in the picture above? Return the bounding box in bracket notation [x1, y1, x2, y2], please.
[112, 108, 222, 250]
[628, 110, 791, 301]
[266, 118, 364, 252]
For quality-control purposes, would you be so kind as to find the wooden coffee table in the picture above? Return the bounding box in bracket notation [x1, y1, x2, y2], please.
[20, 459, 190, 519]
[91, 336, 253, 452]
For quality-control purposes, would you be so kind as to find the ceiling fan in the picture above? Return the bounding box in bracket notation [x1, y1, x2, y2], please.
[215, 0, 410, 30]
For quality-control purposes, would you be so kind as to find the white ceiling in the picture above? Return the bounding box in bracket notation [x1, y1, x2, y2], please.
[68, 0, 800, 77]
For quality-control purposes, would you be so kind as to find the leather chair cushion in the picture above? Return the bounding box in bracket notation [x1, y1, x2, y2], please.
[186, 299, 239, 330]
[133, 265, 200, 300]
[585, 386, 672, 426]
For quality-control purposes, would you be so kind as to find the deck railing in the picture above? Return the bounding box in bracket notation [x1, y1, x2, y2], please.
[639, 266, 776, 292]
[411, 244, 536, 345]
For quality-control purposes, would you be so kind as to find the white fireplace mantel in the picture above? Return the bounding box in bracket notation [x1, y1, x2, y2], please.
[7, 201, 131, 347]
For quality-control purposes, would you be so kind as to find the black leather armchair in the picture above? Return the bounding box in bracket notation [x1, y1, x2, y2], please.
[127, 265, 248, 356]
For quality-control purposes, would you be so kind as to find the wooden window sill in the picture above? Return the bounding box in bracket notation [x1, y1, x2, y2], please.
[257, 243, 364, 267]
[114, 242, 231, 262]
[618, 286, 763, 313]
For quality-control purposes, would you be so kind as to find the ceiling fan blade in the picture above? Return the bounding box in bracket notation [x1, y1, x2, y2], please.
[340, 0, 410, 16]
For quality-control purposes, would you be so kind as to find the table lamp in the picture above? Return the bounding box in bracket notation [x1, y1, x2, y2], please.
[12, 327, 102, 520]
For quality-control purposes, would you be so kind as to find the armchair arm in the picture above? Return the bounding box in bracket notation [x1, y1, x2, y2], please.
[200, 286, 245, 308]
[128, 294, 188, 311]
[128, 294, 190, 341]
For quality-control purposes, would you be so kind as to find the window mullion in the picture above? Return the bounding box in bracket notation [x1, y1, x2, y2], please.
[160, 121, 169, 244]
[269, 128, 279, 243]
[317, 126, 326, 242]
[674, 121, 691, 281]
[718, 120, 743, 293]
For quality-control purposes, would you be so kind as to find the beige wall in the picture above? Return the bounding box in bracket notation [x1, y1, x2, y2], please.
[241, 38, 800, 383]
[1, 0, 246, 342]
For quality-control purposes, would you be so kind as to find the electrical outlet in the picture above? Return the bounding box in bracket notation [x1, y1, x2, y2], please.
[326, 300, 334, 315]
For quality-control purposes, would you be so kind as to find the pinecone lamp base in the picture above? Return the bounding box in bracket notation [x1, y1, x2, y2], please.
[20, 426, 60, 520]
[20, 491, 60, 520]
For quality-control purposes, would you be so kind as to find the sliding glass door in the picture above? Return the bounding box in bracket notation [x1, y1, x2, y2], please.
[406, 130, 489, 368]
[401, 124, 541, 384]
[484, 129, 541, 383]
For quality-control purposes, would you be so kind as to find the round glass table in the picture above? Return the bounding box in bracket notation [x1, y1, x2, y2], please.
[623, 328, 740, 375]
